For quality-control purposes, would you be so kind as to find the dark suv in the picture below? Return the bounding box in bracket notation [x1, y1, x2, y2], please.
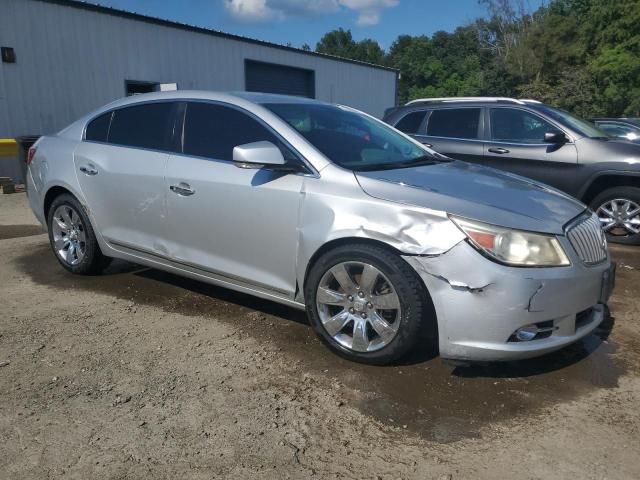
[384, 97, 640, 245]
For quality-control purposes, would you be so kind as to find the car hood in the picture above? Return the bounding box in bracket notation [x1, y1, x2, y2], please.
[355, 161, 586, 235]
[577, 136, 640, 161]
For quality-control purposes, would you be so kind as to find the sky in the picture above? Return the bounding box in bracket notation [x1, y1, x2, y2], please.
[85, 0, 493, 50]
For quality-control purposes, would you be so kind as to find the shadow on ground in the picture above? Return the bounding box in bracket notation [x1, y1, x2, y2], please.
[14, 242, 627, 443]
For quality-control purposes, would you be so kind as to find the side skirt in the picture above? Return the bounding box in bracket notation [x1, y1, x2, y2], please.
[106, 239, 307, 311]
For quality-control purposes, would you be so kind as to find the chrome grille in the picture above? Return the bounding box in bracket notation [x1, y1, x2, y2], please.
[567, 213, 608, 265]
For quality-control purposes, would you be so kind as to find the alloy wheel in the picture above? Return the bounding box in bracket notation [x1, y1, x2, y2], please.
[51, 204, 87, 266]
[316, 261, 401, 352]
[597, 198, 640, 236]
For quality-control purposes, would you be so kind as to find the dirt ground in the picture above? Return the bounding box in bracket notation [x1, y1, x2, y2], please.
[1, 192, 639, 480]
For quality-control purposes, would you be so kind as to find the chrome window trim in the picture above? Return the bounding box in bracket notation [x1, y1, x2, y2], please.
[81, 97, 320, 178]
[414, 134, 486, 143]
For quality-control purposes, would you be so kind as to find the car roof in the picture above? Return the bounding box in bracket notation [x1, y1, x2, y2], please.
[99, 90, 328, 112]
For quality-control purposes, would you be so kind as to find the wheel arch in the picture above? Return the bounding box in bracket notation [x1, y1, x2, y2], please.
[303, 238, 404, 289]
[301, 237, 436, 315]
[580, 172, 640, 205]
[43, 185, 75, 220]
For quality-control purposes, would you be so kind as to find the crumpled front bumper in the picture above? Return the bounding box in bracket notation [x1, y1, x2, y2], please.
[403, 239, 613, 362]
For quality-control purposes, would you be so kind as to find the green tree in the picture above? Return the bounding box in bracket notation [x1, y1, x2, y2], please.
[315, 28, 385, 65]
[311, 0, 640, 116]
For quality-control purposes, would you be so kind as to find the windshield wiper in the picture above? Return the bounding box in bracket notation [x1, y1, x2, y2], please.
[374, 155, 449, 171]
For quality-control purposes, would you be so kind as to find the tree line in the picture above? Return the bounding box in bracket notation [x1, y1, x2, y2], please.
[313, 0, 640, 117]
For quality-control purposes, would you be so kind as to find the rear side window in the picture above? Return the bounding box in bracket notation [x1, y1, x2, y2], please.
[394, 111, 427, 134]
[490, 108, 554, 144]
[108, 102, 176, 150]
[182, 102, 280, 161]
[426, 108, 481, 139]
[85, 112, 112, 142]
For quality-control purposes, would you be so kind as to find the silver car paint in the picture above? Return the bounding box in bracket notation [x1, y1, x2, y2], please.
[27, 90, 611, 361]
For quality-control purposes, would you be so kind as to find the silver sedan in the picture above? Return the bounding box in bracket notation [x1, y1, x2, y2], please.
[26, 91, 615, 364]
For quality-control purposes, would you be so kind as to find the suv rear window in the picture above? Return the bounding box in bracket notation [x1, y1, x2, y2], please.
[108, 102, 176, 151]
[394, 111, 426, 134]
[426, 108, 481, 139]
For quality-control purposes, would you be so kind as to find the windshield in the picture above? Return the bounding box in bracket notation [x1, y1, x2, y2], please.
[530, 104, 608, 138]
[263, 103, 437, 171]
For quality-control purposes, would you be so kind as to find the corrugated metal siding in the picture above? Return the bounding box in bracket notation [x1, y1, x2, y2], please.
[0, 0, 397, 138]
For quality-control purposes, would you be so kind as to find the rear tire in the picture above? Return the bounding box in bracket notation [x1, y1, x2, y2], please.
[304, 243, 437, 365]
[589, 187, 640, 245]
[47, 193, 111, 274]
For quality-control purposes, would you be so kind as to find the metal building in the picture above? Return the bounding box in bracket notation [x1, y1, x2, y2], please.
[0, 0, 398, 141]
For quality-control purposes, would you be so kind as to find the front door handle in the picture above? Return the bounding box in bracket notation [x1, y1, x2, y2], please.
[79, 164, 98, 175]
[488, 147, 510, 154]
[170, 183, 195, 196]
[422, 142, 433, 148]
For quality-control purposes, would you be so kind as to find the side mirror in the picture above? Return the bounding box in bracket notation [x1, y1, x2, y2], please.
[544, 131, 568, 144]
[233, 141, 286, 169]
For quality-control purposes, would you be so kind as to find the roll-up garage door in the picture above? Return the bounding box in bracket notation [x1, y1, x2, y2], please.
[245, 60, 315, 98]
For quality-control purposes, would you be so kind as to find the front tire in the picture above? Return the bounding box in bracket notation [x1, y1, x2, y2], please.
[590, 187, 640, 245]
[304, 243, 436, 365]
[47, 193, 111, 274]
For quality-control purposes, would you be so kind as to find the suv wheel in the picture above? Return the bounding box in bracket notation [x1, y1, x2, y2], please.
[47, 193, 111, 274]
[590, 187, 640, 245]
[305, 243, 436, 365]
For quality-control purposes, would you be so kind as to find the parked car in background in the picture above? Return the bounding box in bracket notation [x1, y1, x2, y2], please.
[384, 98, 640, 245]
[592, 118, 640, 144]
[26, 91, 614, 364]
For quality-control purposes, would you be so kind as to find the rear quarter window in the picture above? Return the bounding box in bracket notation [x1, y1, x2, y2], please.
[394, 111, 427, 134]
[85, 112, 112, 142]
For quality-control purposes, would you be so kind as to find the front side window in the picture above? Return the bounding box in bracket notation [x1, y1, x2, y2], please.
[426, 108, 481, 140]
[183, 102, 286, 161]
[85, 112, 112, 142]
[490, 108, 555, 144]
[108, 102, 176, 150]
[264, 103, 435, 172]
[394, 110, 427, 134]
[530, 104, 606, 138]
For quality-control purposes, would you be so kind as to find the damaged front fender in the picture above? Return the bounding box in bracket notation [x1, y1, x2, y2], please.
[294, 168, 466, 302]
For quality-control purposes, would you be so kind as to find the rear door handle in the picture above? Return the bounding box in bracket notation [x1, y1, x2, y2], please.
[170, 183, 195, 196]
[422, 142, 433, 148]
[79, 164, 98, 175]
[488, 147, 510, 154]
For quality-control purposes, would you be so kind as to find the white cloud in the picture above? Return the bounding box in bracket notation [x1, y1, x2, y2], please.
[224, 0, 280, 22]
[339, 0, 398, 25]
[224, 0, 399, 25]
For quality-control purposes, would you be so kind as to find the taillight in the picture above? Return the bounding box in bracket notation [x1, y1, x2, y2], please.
[27, 147, 37, 165]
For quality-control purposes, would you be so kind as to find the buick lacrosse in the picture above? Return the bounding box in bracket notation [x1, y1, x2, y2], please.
[26, 91, 615, 364]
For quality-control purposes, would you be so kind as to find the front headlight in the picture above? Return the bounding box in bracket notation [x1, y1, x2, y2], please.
[450, 216, 570, 267]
